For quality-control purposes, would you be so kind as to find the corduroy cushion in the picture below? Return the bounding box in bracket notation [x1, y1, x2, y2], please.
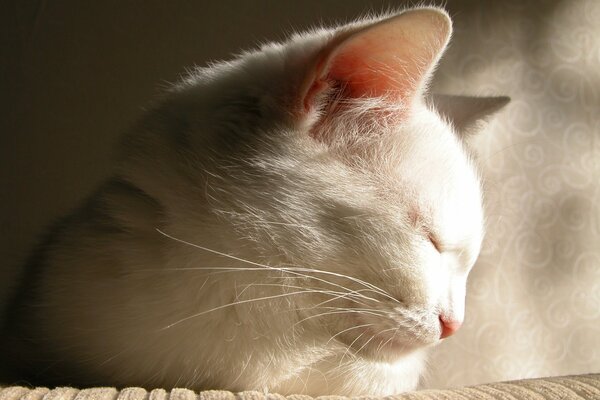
[1, 374, 599, 400]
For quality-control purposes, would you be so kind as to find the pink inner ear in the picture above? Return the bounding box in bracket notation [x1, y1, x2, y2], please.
[328, 38, 415, 100]
[301, 9, 451, 113]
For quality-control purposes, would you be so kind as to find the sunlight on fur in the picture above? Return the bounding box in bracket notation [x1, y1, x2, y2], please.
[2, 6, 508, 396]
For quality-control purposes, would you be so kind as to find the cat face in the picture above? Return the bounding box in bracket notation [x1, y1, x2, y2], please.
[267, 105, 486, 363]
[162, 8, 504, 364]
[325, 112, 484, 361]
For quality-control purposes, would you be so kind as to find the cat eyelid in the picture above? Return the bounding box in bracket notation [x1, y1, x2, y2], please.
[427, 230, 464, 255]
[410, 211, 445, 252]
[426, 230, 443, 253]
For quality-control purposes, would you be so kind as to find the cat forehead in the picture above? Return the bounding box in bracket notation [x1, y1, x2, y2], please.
[375, 112, 484, 242]
[400, 127, 482, 218]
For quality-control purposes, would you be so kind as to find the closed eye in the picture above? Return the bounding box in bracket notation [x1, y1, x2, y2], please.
[427, 232, 442, 253]
[409, 209, 444, 253]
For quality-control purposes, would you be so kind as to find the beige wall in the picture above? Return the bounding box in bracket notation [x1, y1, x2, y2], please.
[1, 0, 599, 390]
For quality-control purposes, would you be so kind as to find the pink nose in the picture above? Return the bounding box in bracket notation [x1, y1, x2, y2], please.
[439, 315, 462, 339]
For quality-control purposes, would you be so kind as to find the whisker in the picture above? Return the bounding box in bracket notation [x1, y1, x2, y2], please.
[355, 326, 398, 356]
[233, 282, 370, 304]
[326, 323, 374, 346]
[254, 220, 316, 230]
[278, 264, 398, 305]
[160, 290, 319, 330]
[376, 328, 400, 352]
[293, 308, 385, 328]
[337, 330, 367, 366]
[295, 305, 386, 315]
[136, 264, 380, 304]
[156, 229, 390, 303]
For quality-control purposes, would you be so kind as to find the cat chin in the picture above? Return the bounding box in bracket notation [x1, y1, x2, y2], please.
[354, 338, 436, 364]
[333, 325, 438, 364]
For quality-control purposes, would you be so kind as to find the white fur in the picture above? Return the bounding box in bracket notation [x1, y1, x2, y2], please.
[8, 8, 488, 396]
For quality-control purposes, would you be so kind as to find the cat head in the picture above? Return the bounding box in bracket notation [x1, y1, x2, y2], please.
[152, 7, 508, 362]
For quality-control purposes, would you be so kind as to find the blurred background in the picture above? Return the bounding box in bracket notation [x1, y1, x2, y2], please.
[1, 0, 599, 390]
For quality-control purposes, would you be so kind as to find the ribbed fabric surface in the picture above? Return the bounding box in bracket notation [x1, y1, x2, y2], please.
[1, 374, 599, 400]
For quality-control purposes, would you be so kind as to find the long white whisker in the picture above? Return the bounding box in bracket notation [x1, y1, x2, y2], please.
[355, 326, 398, 356]
[278, 264, 397, 304]
[309, 289, 379, 309]
[295, 305, 386, 314]
[160, 290, 316, 330]
[254, 220, 316, 230]
[338, 330, 367, 366]
[234, 282, 366, 304]
[345, 334, 377, 364]
[149, 265, 380, 303]
[293, 308, 385, 328]
[326, 323, 374, 346]
[377, 328, 400, 352]
[156, 229, 387, 303]
[236, 282, 361, 297]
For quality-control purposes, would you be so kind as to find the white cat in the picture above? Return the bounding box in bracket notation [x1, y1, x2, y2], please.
[2, 7, 508, 396]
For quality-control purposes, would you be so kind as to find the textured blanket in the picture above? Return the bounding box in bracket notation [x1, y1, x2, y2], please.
[2, 374, 599, 400]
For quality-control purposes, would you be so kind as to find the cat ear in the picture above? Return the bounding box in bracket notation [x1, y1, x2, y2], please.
[299, 8, 452, 114]
[429, 94, 510, 136]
